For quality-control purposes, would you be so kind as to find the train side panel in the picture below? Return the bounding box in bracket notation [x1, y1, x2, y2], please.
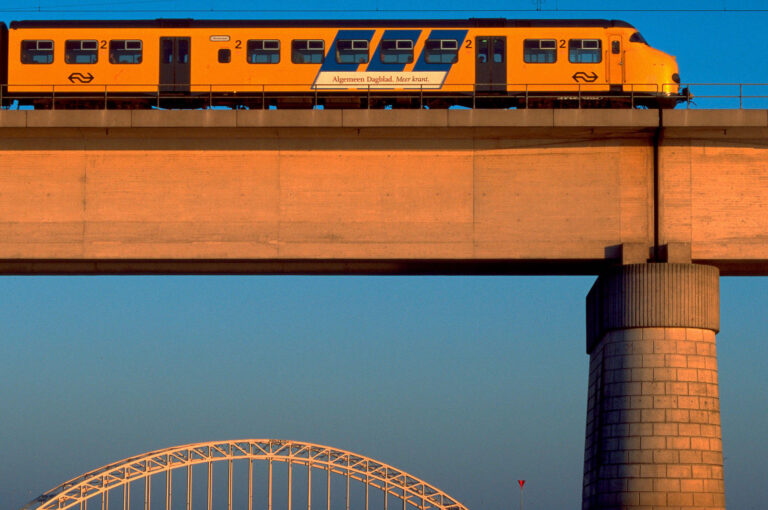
[193, 27, 358, 93]
[8, 27, 162, 93]
[5, 20, 681, 105]
[1, 22, 7, 97]
[192, 27, 475, 94]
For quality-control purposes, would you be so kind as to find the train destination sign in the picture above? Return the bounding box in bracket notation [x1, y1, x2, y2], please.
[314, 71, 447, 89]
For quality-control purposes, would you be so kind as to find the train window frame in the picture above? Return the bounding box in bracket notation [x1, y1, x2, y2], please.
[109, 39, 143, 64]
[65, 40, 98, 64]
[569, 39, 602, 63]
[21, 40, 54, 64]
[523, 39, 557, 64]
[380, 39, 413, 64]
[424, 39, 459, 64]
[336, 39, 369, 64]
[247, 39, 280, 64]
[292, 39, 325, 64]
[218, 48, 231, 63]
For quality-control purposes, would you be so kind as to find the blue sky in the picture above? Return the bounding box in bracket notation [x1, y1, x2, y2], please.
[1, 2, 768, 510]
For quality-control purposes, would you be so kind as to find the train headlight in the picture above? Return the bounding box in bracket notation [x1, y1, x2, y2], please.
[672, 73, 680, 84]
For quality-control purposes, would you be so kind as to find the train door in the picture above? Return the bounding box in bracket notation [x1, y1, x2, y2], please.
[475, 36, 506, 92]
[607, 35, 624, 87]
[159, 37, 191, 93]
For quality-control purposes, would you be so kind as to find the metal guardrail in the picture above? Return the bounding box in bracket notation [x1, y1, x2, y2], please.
[678, 83, 768, 109]
[1, 83, 767, 110]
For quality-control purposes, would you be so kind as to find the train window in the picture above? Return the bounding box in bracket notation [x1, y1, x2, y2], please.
[218, 49, 231, 63]
[336, 39, 369, 64]
[425, 39, 459, 64]
[161, 39, 173, 64]
[292, 40, 324, 64]
[247, 40, 280, 64]
[629, 32, 648, 45]
[523, 39, 556, 63]
[177, 39, 190, 64]
[569, 39, 602, 63]
[65, 40, 98, 64]
[479, 38, 505, 64]
[493, 38, 505, 63]
[477, 38, 488, 63]
[110, 40, 142, 64]
[380, 39, 413, 64]
[21, 40, 54, 64]
[611, 40, 620, 54]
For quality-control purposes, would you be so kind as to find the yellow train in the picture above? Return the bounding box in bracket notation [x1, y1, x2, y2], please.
[0, 18, 688, 109]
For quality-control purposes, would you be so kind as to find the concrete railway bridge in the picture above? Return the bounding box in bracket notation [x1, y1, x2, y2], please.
[5, 108, 768, 510]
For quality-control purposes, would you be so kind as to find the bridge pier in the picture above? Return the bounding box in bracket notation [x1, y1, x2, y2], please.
[582, 263, 725, 510]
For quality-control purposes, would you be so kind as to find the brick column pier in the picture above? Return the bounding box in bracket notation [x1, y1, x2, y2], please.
[582, 263, 725, 510]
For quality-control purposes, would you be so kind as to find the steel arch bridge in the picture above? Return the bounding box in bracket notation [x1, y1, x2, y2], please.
[22, 440, 469, 510]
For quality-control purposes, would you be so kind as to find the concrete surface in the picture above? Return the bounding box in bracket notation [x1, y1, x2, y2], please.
[0, 109, 766, 275]
[583, 264, 724, 510]
[1, 108, 767, 128]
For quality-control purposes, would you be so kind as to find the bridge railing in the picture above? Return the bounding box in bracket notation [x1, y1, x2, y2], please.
[1, 83, 767, 110]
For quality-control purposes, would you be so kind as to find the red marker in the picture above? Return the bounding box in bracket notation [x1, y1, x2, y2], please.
[518, 480, 525, 510]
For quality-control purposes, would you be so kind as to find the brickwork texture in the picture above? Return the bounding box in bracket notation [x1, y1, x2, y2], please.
[583, 264, 723, 510]
[583, 327, 724, 509]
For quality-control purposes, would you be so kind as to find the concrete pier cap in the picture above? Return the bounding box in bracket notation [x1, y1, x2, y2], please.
[583, 263, 724, 510]
[586, 263, 720, 355]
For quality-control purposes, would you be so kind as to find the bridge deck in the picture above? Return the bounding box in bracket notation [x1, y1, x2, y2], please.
[1, 109, 766, 275]
[1, 108, 768, 129]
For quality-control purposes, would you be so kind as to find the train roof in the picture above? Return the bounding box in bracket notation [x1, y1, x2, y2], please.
[9, 18, 636, 29]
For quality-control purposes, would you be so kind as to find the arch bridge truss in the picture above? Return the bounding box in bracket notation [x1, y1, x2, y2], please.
[22, 439, 468, 510]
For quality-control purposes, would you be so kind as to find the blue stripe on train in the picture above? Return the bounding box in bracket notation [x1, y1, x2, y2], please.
[412, 29, 468, 73]
[366, 30, 422, 72]
[318, 30, 376, 72]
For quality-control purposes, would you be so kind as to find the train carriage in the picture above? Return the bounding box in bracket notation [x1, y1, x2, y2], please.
[0, 18, 687, 109]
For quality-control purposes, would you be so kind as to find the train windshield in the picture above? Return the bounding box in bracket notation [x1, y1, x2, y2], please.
[629, 32, 648, 45]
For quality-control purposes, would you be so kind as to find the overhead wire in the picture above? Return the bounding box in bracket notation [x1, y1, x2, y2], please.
[7, 0, 768, 13]
[2, 7, 768, 12]
[4, 0, 768, 15]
